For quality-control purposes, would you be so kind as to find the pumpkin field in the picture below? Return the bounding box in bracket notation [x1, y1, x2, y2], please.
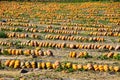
[0, 1, 120, 80]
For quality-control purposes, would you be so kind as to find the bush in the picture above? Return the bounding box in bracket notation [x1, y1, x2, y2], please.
[0, 31, 7, 38]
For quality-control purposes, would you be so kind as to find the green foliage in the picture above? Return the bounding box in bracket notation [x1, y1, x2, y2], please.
[113, 54, 120, 60]
[13, 28, 23, 32]
[0, 31, 7, 38]
[2, 50, 9, 55]
[98, 55, 108, 60]
[98, 54, 120, 60]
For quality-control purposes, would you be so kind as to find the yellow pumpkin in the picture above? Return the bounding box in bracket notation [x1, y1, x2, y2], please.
[25, 62, 31, 68]
[83, 52, 88, 56]
[69, 52, 72, 57]
[114, 66, 120, 72]
[37, 62, 41, 69]
[71, 52, 77, 58]
[93, 64, 99, 71]
[31, 61, 37, 68]
[98, 65, 104, 71]
[9, 60, 15, 67]
[66, 62, 72, 68]
[83, 65, 88, 70]
[14, 60, 20, 68]
[103, 65, 109, 72]
[72, 64, 78, 70]
[41, 62, 46, 69]
[46, 62, 52, 69]
[109, 66, 114, 71]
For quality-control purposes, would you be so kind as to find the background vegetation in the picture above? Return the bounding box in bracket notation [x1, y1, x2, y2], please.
[0, 0, 120, 2]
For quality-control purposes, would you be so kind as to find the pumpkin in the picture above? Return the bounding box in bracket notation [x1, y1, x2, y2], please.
[77, 52, 84, 58]
[66, 63, 72, 68]
[61, 43, 65, 48]
[52, 64, 56, 69]
[69, 44, 75, 49]
[37, 62, 41, 69]
[54, 61, 60, 68]
[31, 61, 37, 68]
[43, 51, 47, 56]
[83, 65, 88, 70]
[69, 52, 72, 57]
[41, 62, 46, 69]
[109, 46, 113, 50]
[9, 60, 15, 67]
[93, 64, 99, 71]
[77, 64, 83, 69]
[11, 49, 16, 55]
[83, 52, 88, 56]
[103, 65, 109, 71]
[5, 59, 11, 66]
[114, 66, 120, 72]
[87, 63, 93, 70]
[46, 62, 52, 69]
[71, 52, 77, 58]
[38, 50, 44, 56]
[109, 66, 114, 71]
[15, 50, 19, 55]
[21, 62, 25, 69]
[98, 65, 104, 71]
[14, 60, 20, 69]
[25, 62, 31, 68]
[115, 45, 120, 51]
[107, 52, 114, 58]
[72, 64, 78, 70]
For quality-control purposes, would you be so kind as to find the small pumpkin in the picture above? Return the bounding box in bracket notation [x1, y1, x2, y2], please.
[72, 64, 78, 70]
[46, 62, 52, 69]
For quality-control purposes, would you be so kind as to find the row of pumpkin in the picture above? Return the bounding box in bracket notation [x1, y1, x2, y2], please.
[0, 26, 38, 33]
[21, 40, 120, 50]
[41, 29, 79, 35]
[0, 49, 53, 56]
[45, 34, 104, 42]
[1, 49, 120, 60]
[1, 23, 120, 32]
[0, 40, 119, 50]
[89, 32, 120, 37]
[5, 32, 39, 39]
[1, 59, 120, 72]
[41, 29, 120, 37]
[1, 24, 119, 34]
[61, 26, 120, 32]
[0, 22, 37, 27]
[69, 51, 120, 60]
